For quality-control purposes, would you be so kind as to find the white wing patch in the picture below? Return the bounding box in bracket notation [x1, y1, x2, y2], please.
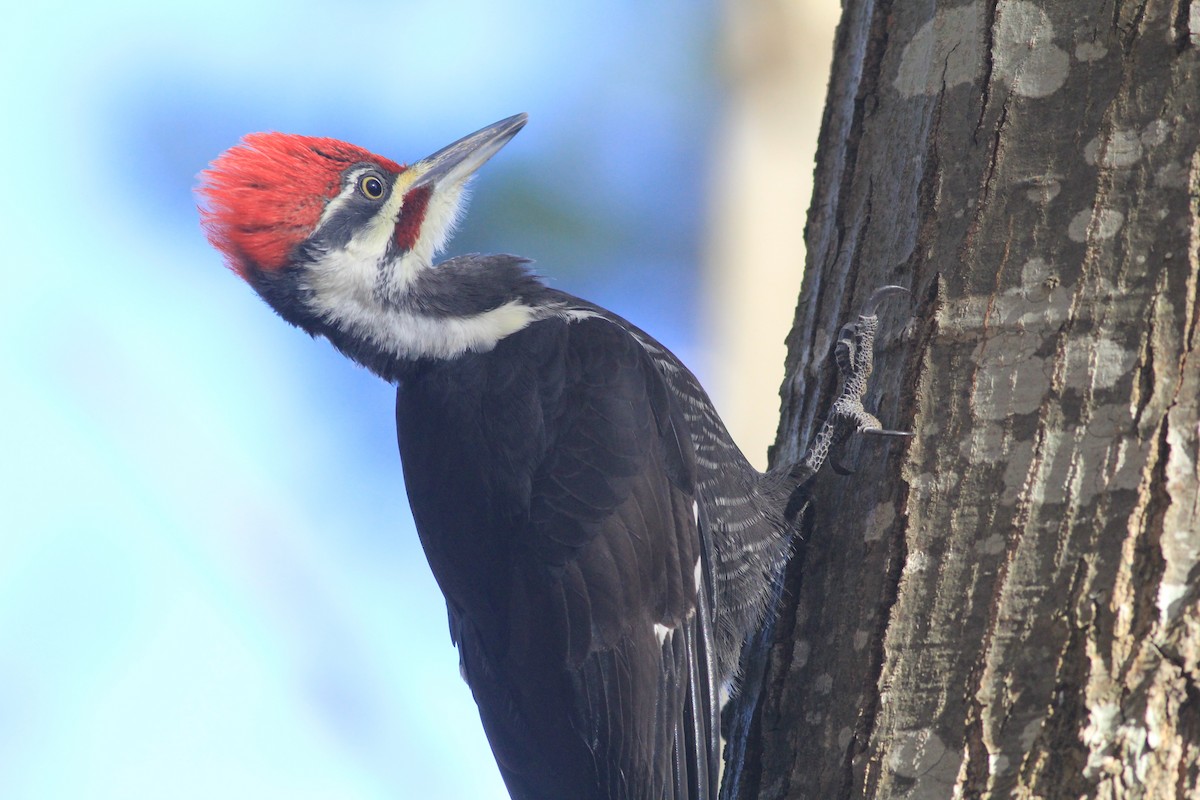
[654, 622, 673, 646]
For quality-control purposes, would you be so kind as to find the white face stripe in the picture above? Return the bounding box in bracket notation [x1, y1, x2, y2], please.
[304, 158, 482, 321]
[302, 163, 520, 361]
[296, 137, 591, 363]
[305, 165, 414, 310]
[314, 166, 375, 231]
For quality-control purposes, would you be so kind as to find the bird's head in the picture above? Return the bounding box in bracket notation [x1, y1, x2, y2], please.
[197, 114, 533, 361]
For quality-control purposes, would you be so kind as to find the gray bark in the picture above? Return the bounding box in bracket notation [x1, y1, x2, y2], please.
[723, 1, 1200, 798]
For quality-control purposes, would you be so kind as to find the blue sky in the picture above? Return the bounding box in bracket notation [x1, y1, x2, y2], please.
[1, 1, 718, 797]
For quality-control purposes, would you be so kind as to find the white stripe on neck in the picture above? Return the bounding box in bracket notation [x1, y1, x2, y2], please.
[315, 289, 540, 361]
[306, 240, 550, 360]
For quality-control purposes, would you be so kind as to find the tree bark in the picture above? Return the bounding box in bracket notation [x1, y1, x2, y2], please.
[723, 1, 1200, 798]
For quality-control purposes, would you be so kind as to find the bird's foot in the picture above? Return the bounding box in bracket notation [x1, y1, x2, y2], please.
[796, 286, 911, 482]
[836, 285, 911, 423]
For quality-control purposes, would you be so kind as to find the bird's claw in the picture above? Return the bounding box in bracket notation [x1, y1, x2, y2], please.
[860, 285, 909, 318]
[860, 427, 915, 438]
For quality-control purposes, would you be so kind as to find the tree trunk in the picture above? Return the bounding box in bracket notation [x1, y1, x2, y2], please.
[723, 1, 1200, 798]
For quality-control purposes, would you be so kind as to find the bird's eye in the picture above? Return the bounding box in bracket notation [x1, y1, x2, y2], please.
[359, 174, 386, 200]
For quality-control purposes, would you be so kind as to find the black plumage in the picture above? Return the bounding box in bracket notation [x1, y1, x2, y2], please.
[394, 304, 730, 800]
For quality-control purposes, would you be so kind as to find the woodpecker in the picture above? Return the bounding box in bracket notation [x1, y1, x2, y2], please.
[198, 113, 905, 800]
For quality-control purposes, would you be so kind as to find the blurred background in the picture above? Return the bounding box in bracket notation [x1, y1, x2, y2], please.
[0, 1, 836, 797]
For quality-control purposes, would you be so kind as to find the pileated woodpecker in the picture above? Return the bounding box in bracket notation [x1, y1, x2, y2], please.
[198, 114, 905, 800]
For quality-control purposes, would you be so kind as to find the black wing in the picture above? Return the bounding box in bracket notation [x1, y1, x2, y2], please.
[397, 315, 719, 800]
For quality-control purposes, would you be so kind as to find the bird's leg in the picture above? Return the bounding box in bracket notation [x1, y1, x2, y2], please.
[789, 286, 911, 499]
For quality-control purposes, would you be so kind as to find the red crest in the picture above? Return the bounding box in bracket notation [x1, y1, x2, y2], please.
[198, 133, 402, 276]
